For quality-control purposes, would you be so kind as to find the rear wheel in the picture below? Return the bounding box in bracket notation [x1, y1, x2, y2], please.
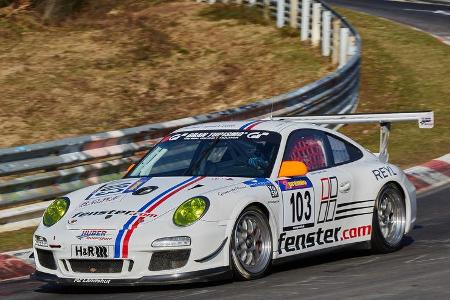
[230, 206, 272, 280]
[371, 183, 406, 253]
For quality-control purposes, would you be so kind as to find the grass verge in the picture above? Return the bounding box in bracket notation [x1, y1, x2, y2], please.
[336, 8, 450, 168]
[0, 0, 330, 147]
[0, 226, 35, 253]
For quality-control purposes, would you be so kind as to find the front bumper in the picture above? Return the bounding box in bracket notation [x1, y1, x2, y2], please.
[31, 266, 232, 286]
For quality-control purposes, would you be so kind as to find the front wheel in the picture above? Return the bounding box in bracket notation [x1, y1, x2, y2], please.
[230, 206, 272, 280]
[371, 183, 406, 253]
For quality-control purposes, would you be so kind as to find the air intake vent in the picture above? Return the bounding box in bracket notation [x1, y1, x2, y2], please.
[149, 250, 190, 271]
[69, 259, 123, 273]
[36, 249, 57, 270]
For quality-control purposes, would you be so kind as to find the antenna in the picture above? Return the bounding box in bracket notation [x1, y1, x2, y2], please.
[270, 97, 274, 120]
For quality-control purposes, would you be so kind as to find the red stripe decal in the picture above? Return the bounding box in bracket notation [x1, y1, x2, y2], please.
[121, 176, 205, 258]
[246, 120, 264, 131]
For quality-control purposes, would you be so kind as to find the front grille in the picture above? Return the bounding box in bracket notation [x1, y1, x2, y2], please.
[149, 250, 190, 271]
[68, 259, 123, 273]
[36, 249, 57, 270]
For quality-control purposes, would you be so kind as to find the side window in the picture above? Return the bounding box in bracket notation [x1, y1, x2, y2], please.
[283, 129, 330, 171]
[326, 133, 363, 165]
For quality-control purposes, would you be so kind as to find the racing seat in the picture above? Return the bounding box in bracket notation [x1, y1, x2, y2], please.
[287, 137, 327, 171]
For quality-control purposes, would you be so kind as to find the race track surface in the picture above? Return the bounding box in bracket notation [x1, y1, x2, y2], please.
[2, 184, 450, 300]
[325, 0, 450, 44]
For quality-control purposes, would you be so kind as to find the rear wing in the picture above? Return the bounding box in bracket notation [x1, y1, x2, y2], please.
[267, 111, 434, 162]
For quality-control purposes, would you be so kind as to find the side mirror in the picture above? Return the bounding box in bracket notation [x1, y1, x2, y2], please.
[278, 161, 308, 178]
[126, 163, 136, 175]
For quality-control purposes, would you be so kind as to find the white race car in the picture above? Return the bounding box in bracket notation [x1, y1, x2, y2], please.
[32, 112, 433, 286]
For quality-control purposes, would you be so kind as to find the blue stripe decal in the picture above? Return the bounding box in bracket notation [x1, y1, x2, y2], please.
[239, 120, 258, 130]
[113, 176, 197, 258]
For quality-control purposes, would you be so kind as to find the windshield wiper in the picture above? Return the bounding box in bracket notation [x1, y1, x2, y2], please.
[184, 136, 222, 176]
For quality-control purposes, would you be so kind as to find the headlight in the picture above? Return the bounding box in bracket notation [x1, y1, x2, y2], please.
[43, 197, 70, 227]
[173, 197, 209, 227]
[152, 236, 191, 247]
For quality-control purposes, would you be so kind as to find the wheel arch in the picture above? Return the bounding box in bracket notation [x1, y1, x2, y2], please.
[383, 180, 414, 234]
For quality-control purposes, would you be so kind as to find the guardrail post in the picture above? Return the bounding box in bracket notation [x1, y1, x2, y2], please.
[339, 27, 349, 67]
[311, 2, 321, 47]
[322, 10, 331, 56]
[277, 0, 285, 28]
[290, 0, 299, 28]
[263, 0, 270, 20]
[348, 35, 356, 55]
[331, 18, 341, 65]
[301, 0, 311, 41]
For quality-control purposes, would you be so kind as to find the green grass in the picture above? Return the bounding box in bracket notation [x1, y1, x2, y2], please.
[336, 8, 450, 168]
[0, 227, 35, 253]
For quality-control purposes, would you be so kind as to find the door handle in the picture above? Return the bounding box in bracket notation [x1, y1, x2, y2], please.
[339, 181, 351, 193]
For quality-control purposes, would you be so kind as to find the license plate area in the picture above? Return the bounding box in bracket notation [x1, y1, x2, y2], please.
[71, 245, 113, 259]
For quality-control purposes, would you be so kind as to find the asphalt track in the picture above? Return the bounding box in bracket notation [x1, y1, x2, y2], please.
[325, 0, 450, 44]
[2, 184, 450, 299]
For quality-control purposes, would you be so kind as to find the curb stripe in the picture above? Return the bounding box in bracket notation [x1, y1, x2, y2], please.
[423, 160, 450, 177]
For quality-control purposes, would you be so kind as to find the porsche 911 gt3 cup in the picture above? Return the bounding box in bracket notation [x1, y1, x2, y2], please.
[32, 112, 433, 285]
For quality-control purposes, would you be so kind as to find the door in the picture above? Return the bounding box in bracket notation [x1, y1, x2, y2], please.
[276, 129, 355, 256]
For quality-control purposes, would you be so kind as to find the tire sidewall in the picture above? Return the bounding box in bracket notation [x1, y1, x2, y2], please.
[371, 184, 405, 253]
[230, 206, 273, 280]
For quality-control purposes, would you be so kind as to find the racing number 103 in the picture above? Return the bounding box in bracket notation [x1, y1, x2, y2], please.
[289, 191, 312, 223]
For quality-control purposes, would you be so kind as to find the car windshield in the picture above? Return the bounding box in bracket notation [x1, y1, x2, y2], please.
[128, 130, 281, 178]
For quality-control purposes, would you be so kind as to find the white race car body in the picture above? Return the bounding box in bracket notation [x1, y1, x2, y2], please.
[32, 119, 417, 285]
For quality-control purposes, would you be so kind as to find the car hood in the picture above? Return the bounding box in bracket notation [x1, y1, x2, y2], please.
[65, 176, 246, 230]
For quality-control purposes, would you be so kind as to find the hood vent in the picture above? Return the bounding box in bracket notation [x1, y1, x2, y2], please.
[132, 186, 158, 195]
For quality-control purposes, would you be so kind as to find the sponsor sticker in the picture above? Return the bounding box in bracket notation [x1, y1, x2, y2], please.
[243, 178, 272, 187]
[217, 185, 247, 196]
[277, 224, 372, 254]
[72, 245, 113, 258]
[76, 230, 113, 241]
[278, 177, 313, 191]
[79, 195, 123, 208]
[168, 131, 271, 141]
[266, 184, 279, 198]
[372, 166, 398, 181]
[317, 177, 338, 224]
[74, 278, 111, 284]
[85, 178, 151, 200]
[69, 210, 158, 222]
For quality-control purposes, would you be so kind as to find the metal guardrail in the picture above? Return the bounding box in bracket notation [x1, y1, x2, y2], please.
[0, 0, 361, 217]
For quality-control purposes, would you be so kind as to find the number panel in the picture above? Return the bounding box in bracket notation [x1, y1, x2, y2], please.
[278, 177, 315, 231]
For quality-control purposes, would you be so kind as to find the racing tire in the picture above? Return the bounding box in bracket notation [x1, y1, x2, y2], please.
[230, 206, 272, 280]
[371, 183, 406, 253]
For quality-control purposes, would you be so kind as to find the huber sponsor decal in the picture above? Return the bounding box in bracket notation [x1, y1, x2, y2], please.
[76, 230, 112, 241]
[277, 225, 372, 254]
